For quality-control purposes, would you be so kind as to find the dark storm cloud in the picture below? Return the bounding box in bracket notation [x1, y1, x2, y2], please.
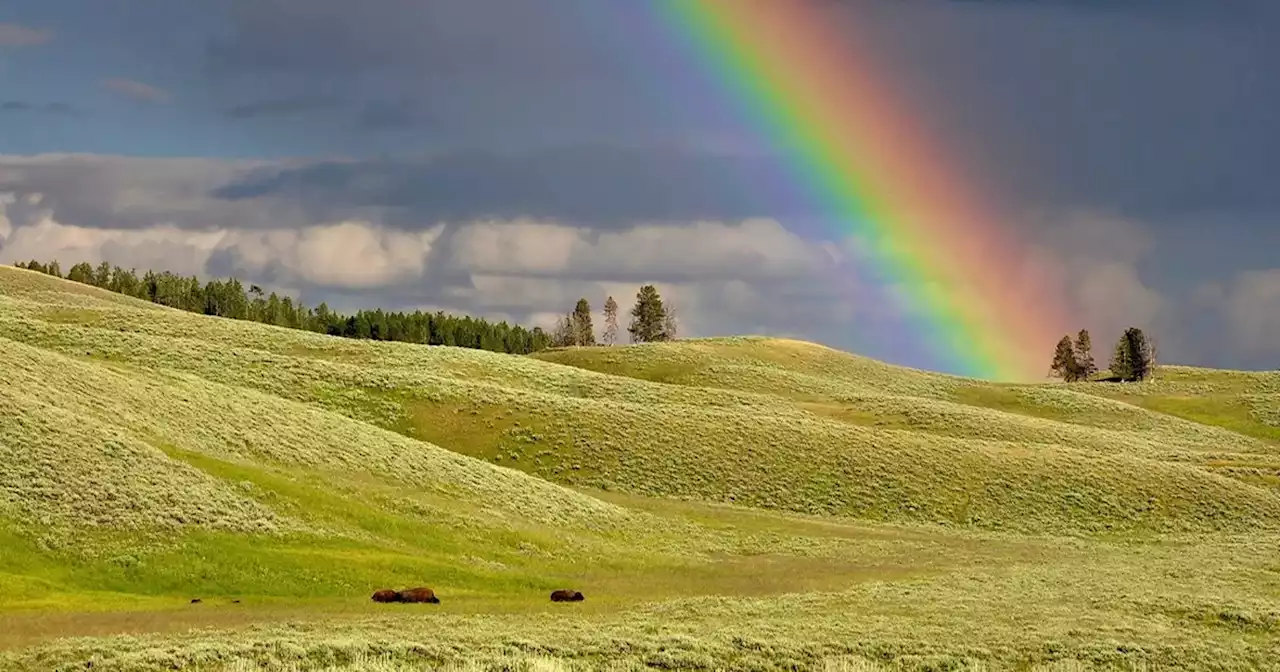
[187, 0, 1280, 222]
[0, 150, 807, 234]
[0, 155, 284, 231]
[203, 0, 630, 79]
[936, 0, 1251, 11]
[209, 147, 808, 227]
[822, 0, 1280, 220]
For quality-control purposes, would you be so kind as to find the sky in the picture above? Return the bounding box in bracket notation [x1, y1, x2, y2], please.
[1, 0, 1278, 374]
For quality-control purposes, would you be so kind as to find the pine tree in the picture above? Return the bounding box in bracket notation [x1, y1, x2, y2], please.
[16, 257, 554, 356]
[602, 296, 619, 346]
[572, 298, 595, 346]
[1074, 329, 1097, 380]
[1110, 336, 1132, 381]
[265, 292, 283, 326]
[627, 284, 667, 343]
[93, 261, 112, 288]
[1110, 327, 1151, 382]
[67, 262, 95, 285]
[1126, 327, 1152, 382]
[248, 284, 266, 322]
[1050, 335, 1081, 382]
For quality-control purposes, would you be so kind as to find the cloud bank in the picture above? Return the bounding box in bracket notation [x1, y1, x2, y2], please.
[2, 153, 1276, 371]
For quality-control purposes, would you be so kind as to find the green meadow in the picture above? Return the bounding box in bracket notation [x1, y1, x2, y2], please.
[1, 265, 1279, 671]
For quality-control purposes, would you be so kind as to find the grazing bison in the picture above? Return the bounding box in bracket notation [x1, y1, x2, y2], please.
[550, 590, 584, 602]
[371, 589, 400, 603]
[398, 587, 440, 604]
[189, 598, 202, 604]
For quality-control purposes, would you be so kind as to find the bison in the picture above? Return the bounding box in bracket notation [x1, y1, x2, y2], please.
[398, 586, 440, 604]
[550, 590, 584, 602]
[371, 589, 400, 603]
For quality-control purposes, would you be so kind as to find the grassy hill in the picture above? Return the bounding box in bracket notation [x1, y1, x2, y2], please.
[1, 265, 1279, 671]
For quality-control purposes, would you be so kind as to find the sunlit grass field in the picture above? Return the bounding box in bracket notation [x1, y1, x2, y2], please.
[1, 265, 1278, 671]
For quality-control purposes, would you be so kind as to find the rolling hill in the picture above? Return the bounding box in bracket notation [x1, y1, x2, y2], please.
[1, 264, 1278, 671]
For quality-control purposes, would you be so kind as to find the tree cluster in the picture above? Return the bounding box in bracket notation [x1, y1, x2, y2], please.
[1049, 326, 1158, 382]
[551, 284, 679, 347]
[13, 259, 552, 355]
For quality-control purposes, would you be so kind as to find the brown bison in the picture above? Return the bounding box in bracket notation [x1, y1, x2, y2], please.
[371, 589, 400, 603]
[398, 587, 440, 604]
[550, 590, 584, 602]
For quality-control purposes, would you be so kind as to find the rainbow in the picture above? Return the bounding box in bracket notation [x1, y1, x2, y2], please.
[654, 0, 1072, 381]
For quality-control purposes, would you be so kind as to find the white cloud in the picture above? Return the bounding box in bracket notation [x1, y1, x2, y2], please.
[211, 222, 444, 289]
[446, 217, 827, 281]
[581, 218, 824, 279]
[1, 215, 445, 292]
[0, 195, 854, 346]
[448, 220, 579, 275]
[419, 217, 850, 340]
[297, 222, 444, 288]
[1, 216, 224, 276]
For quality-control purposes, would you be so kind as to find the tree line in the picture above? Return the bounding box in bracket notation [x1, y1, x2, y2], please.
[550, 284, 680, 347]
[11, 259, 552, 354]
[1050, 326, 1159, 382]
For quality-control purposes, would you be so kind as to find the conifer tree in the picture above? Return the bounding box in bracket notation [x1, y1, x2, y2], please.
[1074, 329, 1097, 379]
[602, 295, 619, 346]
[1126, 327, 1152, 381]
[15, 257, 553, 355]
[627, 284, 667, 343]
[1110, 336, 1133, 381]
[1109, 327, 1151, 382]
[572, 298, 595, 346]
[1050, 335, 1081, 382]
[93, 261, 112, 288]
[67, 261, 94, 285]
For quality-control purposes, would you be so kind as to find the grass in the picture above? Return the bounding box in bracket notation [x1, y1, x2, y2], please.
[1, 265, 1280, 670]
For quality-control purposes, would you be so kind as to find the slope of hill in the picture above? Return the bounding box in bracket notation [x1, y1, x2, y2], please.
[0, 279, 658, 618]
[536, 340, 1280, 502]
[4, 268, 1278, 535]
[2, 265, 1279, 671]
